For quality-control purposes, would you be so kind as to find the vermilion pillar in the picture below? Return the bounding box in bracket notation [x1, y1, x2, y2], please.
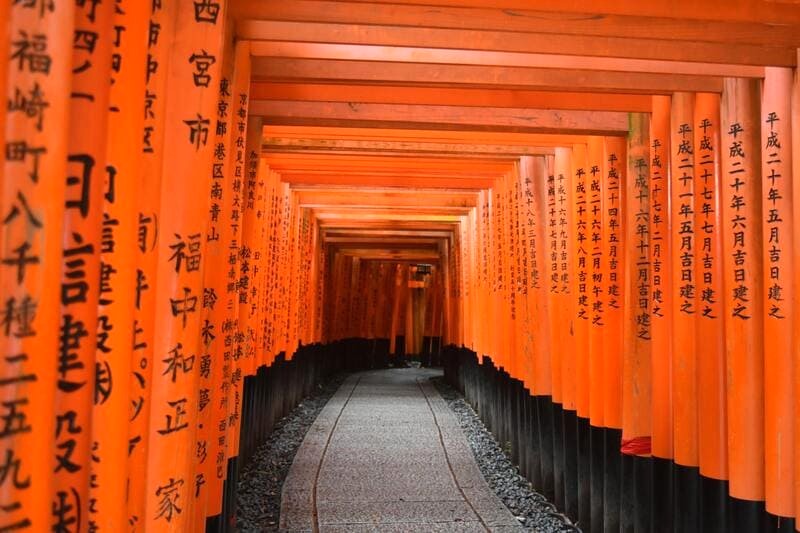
[554, 148, 575, 412]
[670, 91, 700, 530]
[521, 156, 551, 396]
[128, 0, 178, 526]
[694, 91, 729, 530]
[2, 3, 74, 528]
[761, 67, 795, 521]
[54, 2, 114, 528]
[622, 112, 652, 531]
[601, 137, 626, 433]
[793, 49, 800, 533]
[586, 137, 606, 428]
[144, 1, 226, 528]
[721, 77, 765, 528]
[91, 1, 148, 530]
[571, 143, 590, 421]
[649, 95, 673, 464]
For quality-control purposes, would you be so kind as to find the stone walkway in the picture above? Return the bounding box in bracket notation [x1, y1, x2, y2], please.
[280, 368, 524, 532]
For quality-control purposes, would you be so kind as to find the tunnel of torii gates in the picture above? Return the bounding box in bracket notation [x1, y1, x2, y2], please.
[4, 0, 800, 532]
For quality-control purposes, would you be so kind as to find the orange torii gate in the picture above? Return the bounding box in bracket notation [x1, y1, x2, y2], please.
[2, 2, 800, 533]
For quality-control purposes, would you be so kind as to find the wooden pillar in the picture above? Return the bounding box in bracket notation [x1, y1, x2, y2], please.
[622, 112, 652, 532]
[554, 148, 575, 412]
[571, 143, 590, 420]
[2, 3, 74, 528]
[520, 156, 551, 396]
[238, 115, 264, 375]
[623, 113, 653, 440]
[0, 1, 8, 186]
[544, 156, 563, 406]
[602, 137, 626, 433]
[128, 0, 178, 526]
[54, 1, 114, 528]
[264, 171, 281, 356]
[196, 34, 248, 525]
[602, 135, 626, 533]
[491, 184, 505, 368]
[694, 92, 729, 530]
[793, 50, 800, 533]
[478, 189, 490, 357]
[91, 1, 149, 530]
[761, 67, 795, 521]
[720, 77, 765, 526]
[670, 91, 700, 530]
[586, 137, 606, 428]
[648, 95, 673, 466]
[505, 168, 521, 382]
[144, 1, 226, 528]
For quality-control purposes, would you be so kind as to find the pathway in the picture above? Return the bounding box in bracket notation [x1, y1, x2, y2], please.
[280, 368, 524, 532]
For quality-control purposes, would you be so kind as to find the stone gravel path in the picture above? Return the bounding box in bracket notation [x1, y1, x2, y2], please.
[237, 374, 348, 531]
[280, 368, 524, 532]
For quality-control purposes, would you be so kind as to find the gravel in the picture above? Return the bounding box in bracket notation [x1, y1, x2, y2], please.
[236, 373, 348, 532]
[431, 376, 581, 533]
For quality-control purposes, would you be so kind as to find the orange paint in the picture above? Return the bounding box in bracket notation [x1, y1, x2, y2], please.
[91, 1, 149, 530]
[544, 154, 564, 405]
[621, 112, 652, 449]
[553, 148, 575, 411]
[128, 1, 179, 526]
[520, 156, 551, 395]
[694, 92, 728, 482]
[602, 136, 626, 431]
[720, 77, 765, 502]
[648, 95, 672, 459]
[196, 32, 239, 524]
[670, 91, 698, 469]
[570, 142, 590, 419]
[239, 116, 264, 375]
[792, 50, 800, 532]
[54, 2, 114, 527]
[586, 137, 605, 427]
[1, 3, 74, 529]
[502, 168, 518, 381]
[0, 3, 8, 190]
[761, 67, 795, 518]
[144, 0, 226, 528]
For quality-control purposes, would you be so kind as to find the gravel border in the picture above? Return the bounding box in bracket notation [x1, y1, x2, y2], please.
[431, 376, 581, 533]
[236, 373, 348, 531]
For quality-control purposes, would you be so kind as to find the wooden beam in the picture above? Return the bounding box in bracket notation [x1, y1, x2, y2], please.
[231, 1, 800, 47]
[294, 189, 479, 207]
[264, 152, 514, 170]
[328, 241, 440, 249]
[319, 220, 460, 228]
[313, 209, 463, 221]
[252, 100, 630, 135]
[267, 148, 525, 160]
[323, 228, 455, 238]
[311, 206, 472, 216]
[323, 237, 444, 244]
[281, 173, 496, 189]
[331, 239, 439, 247]
[250, 58, 724, 95]
[249, 41, 765, 78]
[290, 184, 482, 195]
[295, 0, 800, 26]
[236, 20, 795, 67]
[333, 247, 441, 260]
[251, 83, 653, 112]
[264, 125, 594, 147]
[264, 137, 556, 157]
